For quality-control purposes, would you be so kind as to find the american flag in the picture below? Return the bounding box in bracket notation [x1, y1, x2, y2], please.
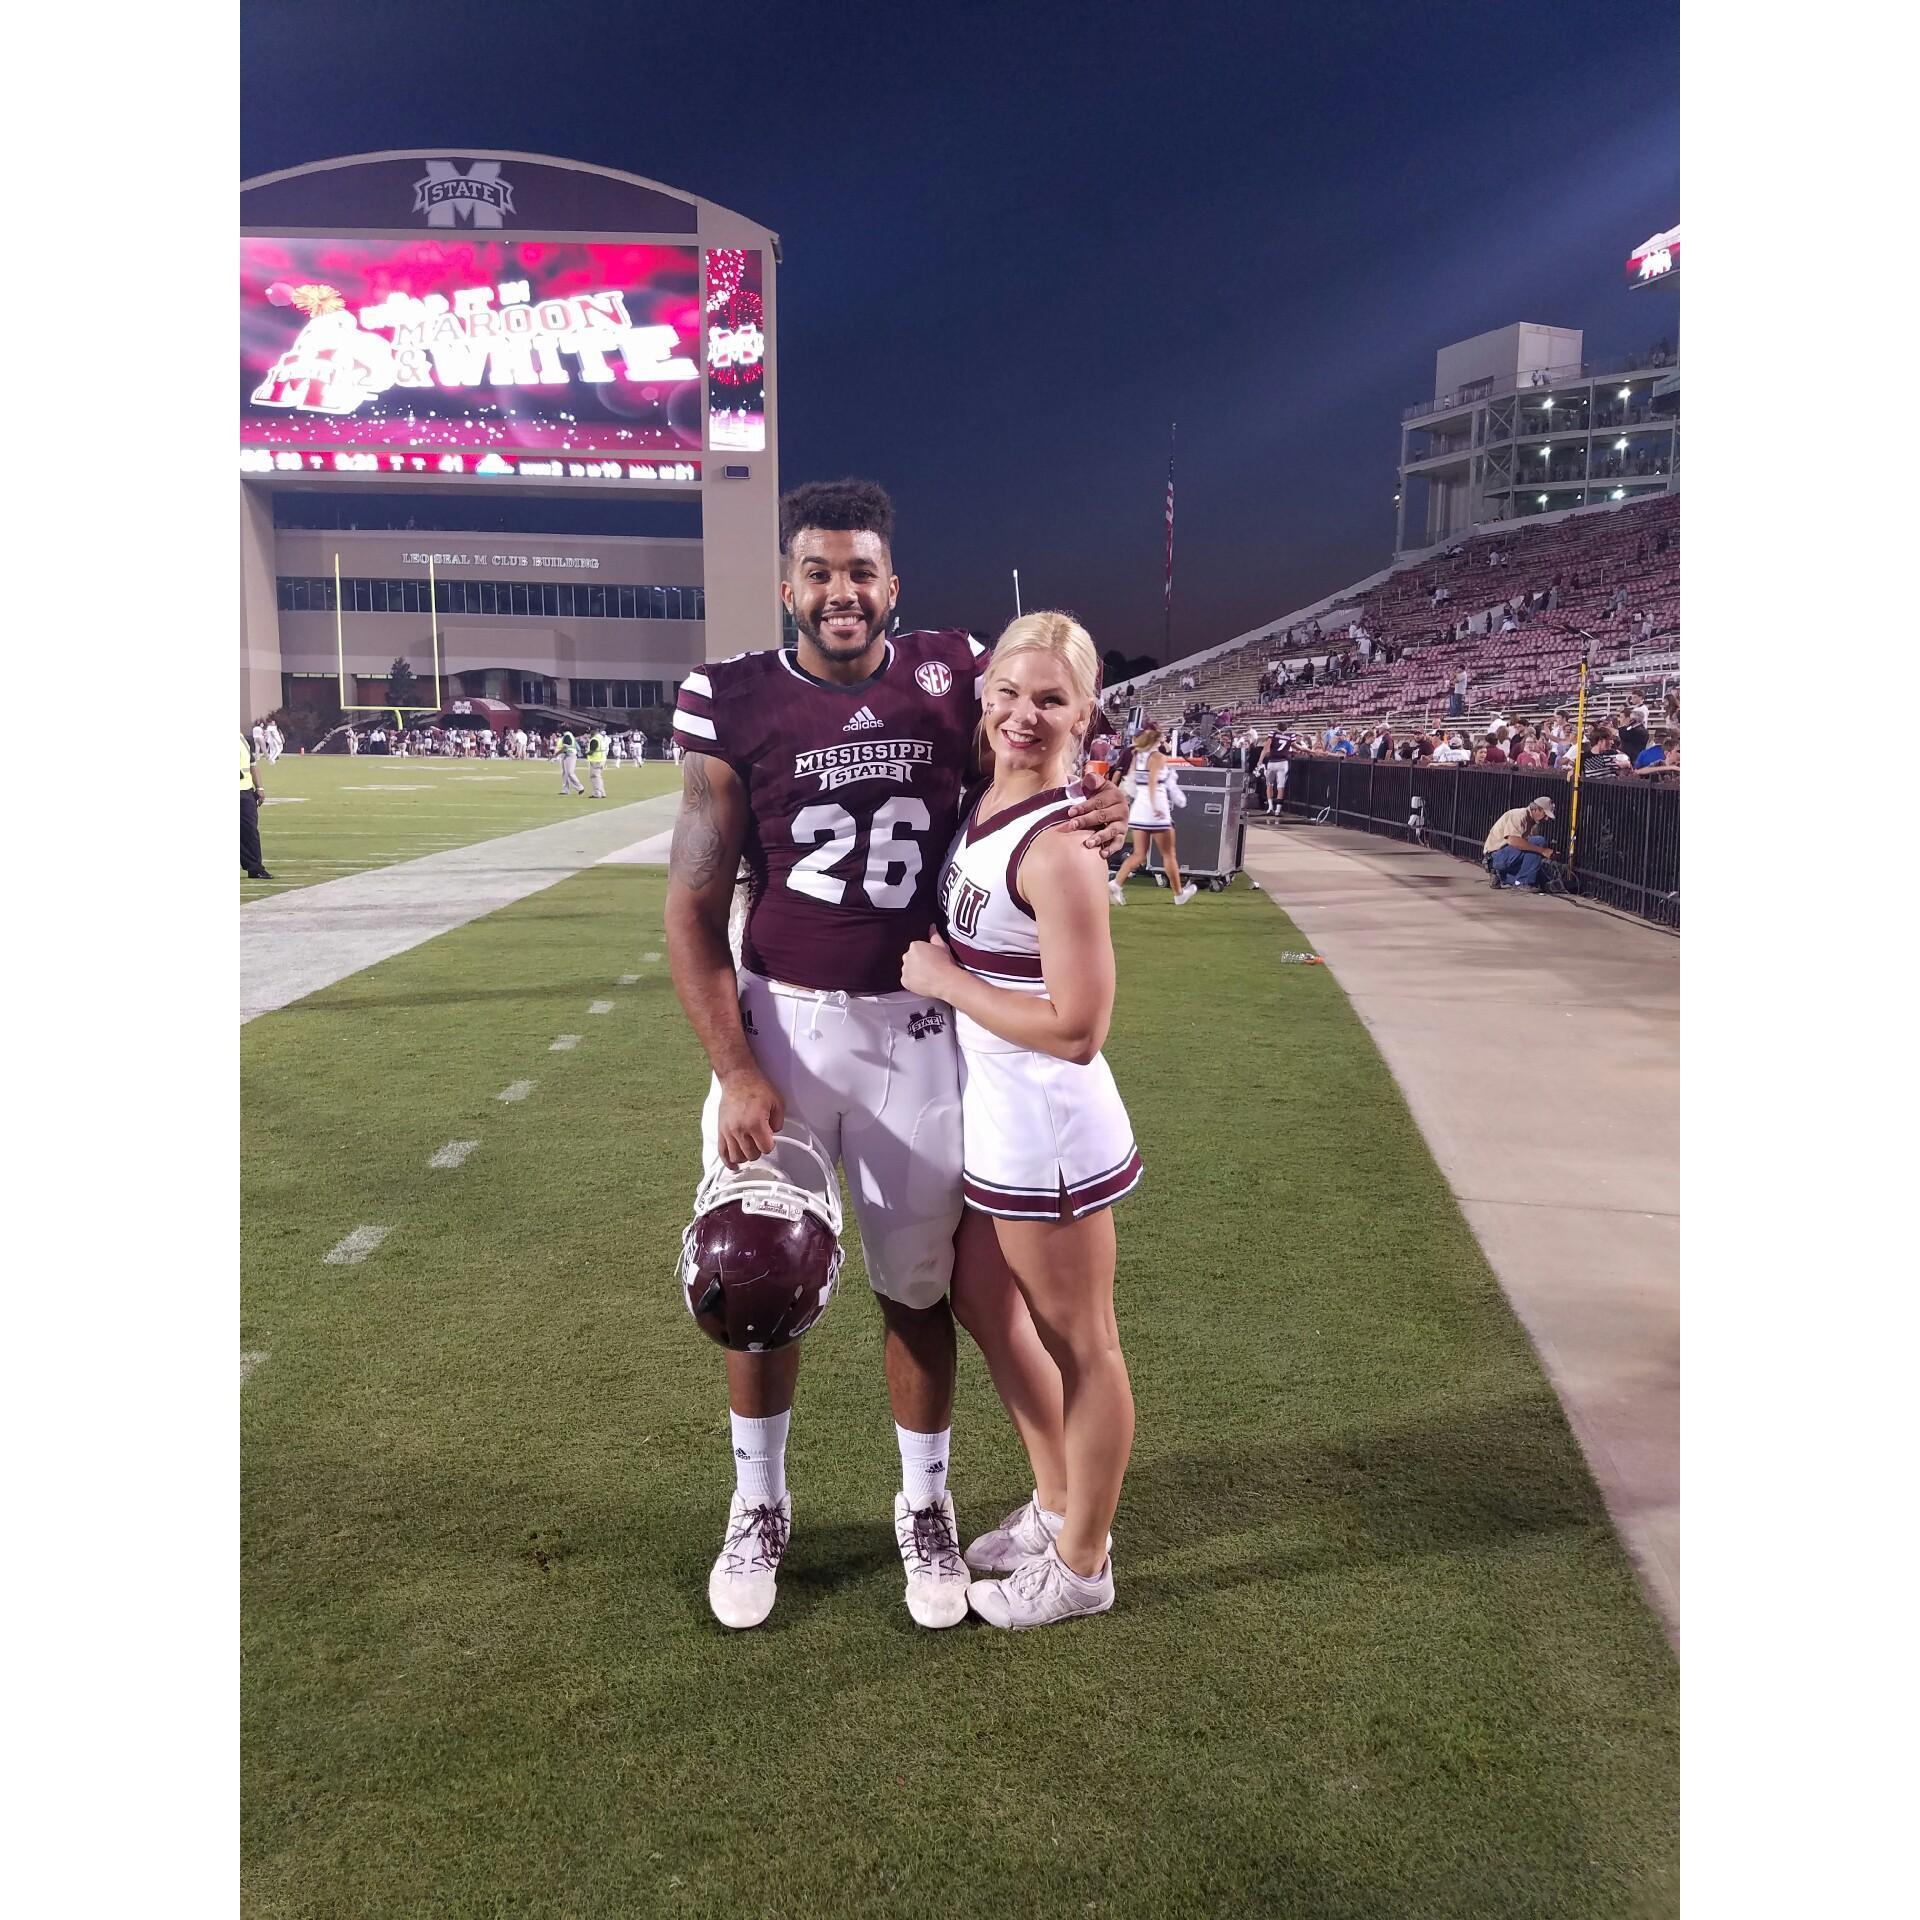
[1163, 423, 1176, 617]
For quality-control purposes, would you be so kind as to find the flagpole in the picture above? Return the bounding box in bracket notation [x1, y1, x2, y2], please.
[1163, 422, 1177, 663]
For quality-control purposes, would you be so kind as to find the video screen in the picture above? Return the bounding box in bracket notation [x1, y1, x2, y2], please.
[705, 247, 766, 452]
[241, 238, 704, 462]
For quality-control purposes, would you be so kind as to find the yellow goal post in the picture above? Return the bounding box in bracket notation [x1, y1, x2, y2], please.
[334, 551, 445, 714]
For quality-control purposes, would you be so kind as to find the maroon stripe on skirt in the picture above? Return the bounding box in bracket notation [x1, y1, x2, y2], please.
[1067, 1148, 1143, 1212]
[963, 1175, 1060, 1216]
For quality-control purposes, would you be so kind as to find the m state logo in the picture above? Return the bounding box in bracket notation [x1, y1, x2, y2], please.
[413, 160, 516, 228]
[914, 661, 953, 697]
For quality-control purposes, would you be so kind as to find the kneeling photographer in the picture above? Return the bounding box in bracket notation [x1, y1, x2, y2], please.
[1483, 796, 1563, 892]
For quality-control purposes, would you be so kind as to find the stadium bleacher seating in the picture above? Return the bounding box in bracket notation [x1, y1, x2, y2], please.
[1129, 495, 1678, 741]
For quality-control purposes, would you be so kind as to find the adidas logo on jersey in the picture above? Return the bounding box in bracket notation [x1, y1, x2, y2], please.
[842, 705, 884, 732]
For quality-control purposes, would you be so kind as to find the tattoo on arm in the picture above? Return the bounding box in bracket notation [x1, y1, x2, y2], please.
[671, 755, 722, 891]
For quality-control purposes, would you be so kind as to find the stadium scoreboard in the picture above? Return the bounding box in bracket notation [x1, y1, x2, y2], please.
[240, 152, 770, 488]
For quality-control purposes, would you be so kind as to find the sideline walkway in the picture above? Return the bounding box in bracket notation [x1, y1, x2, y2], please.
[240, 793, 681, 1023]
[1240, 823, 1679, 1644]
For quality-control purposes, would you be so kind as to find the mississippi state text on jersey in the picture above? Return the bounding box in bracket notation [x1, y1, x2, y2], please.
[674, 632, 986, 993]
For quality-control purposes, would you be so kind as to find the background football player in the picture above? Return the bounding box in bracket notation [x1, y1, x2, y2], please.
[665, 479, 1127, 1631]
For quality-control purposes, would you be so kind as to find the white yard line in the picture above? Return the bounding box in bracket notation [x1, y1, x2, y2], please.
[616, 974, 640, 986]
[495, 1079, 536, 1103]
[549, 1034, 582, 1051]
[323, 1225, 390, 1265]
[429, 1140, 480, 1169]
[596, 827, 675, 866]
[241, 793, 681, 1023]
[588, 999, 615, 1015]
[642, 951, 662, 963]
[240, 1351, 268, 1386]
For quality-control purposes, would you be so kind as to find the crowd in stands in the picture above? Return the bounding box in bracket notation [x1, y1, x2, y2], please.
[1122, 495, 1680, 757]
[1115, 688, 1678, 800]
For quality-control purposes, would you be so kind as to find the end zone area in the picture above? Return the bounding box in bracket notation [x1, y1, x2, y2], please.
[242, 871, 1677, 1918]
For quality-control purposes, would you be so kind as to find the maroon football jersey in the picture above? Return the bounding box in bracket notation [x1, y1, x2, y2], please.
[673, 631, 985, 992]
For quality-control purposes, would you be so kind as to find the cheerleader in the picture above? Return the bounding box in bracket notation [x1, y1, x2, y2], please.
[900, 611, 1138, 1629]
[1107, 724, 1195, 904]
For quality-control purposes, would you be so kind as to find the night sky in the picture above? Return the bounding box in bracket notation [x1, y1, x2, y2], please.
[241, 0, 1679, 664]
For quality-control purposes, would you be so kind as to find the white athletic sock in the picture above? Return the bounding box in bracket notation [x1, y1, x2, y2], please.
[730, 1410, 790, 1506]
[896, 1424, 951, 1504]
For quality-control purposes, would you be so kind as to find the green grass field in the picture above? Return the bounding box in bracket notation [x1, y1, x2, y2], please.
[243, 755, 682, 901]
[241, 870, 1678, 1919]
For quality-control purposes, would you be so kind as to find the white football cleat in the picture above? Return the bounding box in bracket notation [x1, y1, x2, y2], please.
[967, 1541, 1115, 1630]
[963, 1492, 1061, 1574]
[894, 1490, 970, 1628]
[708, 1490, 791, 1630]
[1172, 883, 1198, 906]
[1108, 880, 1126, 906]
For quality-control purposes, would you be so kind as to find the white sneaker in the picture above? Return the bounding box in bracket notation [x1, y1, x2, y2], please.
[1173, 883, 1198, 905]
[894, 1490, 970, 1628]
[1108, 880, 1126, 906]
[707, 1490, 791, 1630]
[967, 1541, 1115, 1630]
[963, 1492, 1061, 1574]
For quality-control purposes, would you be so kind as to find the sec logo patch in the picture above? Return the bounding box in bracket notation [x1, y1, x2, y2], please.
[914, 661, 953, 697]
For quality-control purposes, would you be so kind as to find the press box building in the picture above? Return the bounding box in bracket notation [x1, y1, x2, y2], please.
[1394, 322, 1679, 554]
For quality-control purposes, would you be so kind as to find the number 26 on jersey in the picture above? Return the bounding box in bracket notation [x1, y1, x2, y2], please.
[788, 798, 931, 909]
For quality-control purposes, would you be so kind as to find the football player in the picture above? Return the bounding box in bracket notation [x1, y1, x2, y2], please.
[1256, 725, 1290, 815]
[665, 479, 1126, 1631]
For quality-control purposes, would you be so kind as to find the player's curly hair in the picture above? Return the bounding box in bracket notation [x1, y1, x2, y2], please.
[779, 479, 895, 557]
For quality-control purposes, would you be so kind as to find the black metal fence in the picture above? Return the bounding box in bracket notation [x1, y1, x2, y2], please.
[1279, 759, 1679, 928]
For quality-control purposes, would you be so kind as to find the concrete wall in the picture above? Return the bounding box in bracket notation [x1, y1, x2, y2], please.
[274, 614, 709, 694]
[696, 194, 782, 662]
[270, 528, 710, 693]
[240, 488, 284, 726]
[1434, 322, 1583, 401]
[1516, 323, 1583, 379]
[274, 526, 703, 589]
[1426, 470, 1475, 543]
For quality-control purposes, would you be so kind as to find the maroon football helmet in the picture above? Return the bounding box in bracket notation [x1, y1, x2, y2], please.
[679, 1124, 845, 1352]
